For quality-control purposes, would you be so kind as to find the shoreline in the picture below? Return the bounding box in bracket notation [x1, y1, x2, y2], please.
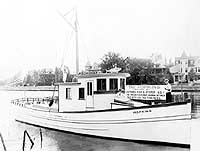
[0, 84, 199, 92]
[172, 84, 200, 92]
[0, 86, 58, 91]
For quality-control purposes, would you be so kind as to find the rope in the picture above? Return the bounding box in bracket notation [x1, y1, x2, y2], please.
[22, 129, 43, 151]
[0, 132, 7, 151]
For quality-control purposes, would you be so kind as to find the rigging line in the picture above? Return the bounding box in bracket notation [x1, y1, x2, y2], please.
[61, 30, 74, 68]
[52, 10, 75, 99]
[77, 26, 89, 60]
[70, 8, 76, 24]
[52, 7, 77, 100]
[57, 10, 76, 31]
[63, 7, 75, 17]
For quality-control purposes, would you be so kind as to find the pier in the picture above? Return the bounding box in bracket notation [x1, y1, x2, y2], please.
[172, 84, 200, 117]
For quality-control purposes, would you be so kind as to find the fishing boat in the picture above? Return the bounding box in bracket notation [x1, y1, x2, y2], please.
[10, 66, 191, 147]
[10, 8, 191, 147]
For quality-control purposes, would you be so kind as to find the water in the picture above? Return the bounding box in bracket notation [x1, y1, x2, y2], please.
[0, 91, 192, 151]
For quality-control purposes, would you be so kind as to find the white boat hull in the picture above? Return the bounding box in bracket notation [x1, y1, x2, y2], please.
[11, 102, 191, 146]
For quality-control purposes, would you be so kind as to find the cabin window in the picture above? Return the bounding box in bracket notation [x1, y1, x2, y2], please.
[97, 79, 106, 91]
[175, 75, 179, 82]
[120, 78, 125, 90]
[79, 88, 85, 99]
[66, 88, 71, 99]
[185, 75, 188, 81]
[87, 82, 93, 96]
[110, 78, 118, 90]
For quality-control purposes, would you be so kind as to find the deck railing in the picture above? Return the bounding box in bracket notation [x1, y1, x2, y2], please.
[11, 96, 58, 107]
[10, 94, 200, 116]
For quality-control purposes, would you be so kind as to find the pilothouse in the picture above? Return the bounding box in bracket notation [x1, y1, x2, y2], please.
[57, 66, 130, 112]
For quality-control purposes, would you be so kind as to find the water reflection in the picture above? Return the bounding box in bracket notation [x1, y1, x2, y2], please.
[6, 121, 189, 151]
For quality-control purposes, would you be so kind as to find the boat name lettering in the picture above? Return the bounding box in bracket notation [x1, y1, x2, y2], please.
[133, 109, 152, 114]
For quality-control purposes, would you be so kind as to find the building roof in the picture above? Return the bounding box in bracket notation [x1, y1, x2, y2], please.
[170, 64, 181, 73]
[181, 51, 187, 58]
[175, 51, 199, 60]
[175, 56, 199, 61]
[85, 61, 92, 67]
[77, 72, 130, 79]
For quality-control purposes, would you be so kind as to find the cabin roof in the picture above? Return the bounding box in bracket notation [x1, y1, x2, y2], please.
[55, 82, 81, 86]
[77, 72, 130, 79]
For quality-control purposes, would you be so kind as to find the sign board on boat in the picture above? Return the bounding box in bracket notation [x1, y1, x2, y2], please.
[125, 85, 166, 100]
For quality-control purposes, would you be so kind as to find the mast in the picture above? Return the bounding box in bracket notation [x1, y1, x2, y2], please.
[58, 7, 79, 75]
[75, 8, 79, 75]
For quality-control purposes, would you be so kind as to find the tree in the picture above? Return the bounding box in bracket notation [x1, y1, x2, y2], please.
[32, 70, 40, 86]
[24, 73, 34, 86]
[38, 73, 54, 86]
[55, 67, 63, 83]
[125, 58, 154, 84]
[23, 68, 57, 86]
[100, 52, 126, 72]
[188, 68, 196, 81]
[99, 52, 173, 85]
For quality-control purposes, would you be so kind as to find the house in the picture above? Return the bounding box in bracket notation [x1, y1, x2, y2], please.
[170, 51, 200, 83]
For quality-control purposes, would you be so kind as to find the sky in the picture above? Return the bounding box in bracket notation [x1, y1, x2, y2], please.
[0, 0, 200, 79]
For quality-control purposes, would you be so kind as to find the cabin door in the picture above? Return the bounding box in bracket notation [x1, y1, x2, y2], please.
[86, 81, 94, 108]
